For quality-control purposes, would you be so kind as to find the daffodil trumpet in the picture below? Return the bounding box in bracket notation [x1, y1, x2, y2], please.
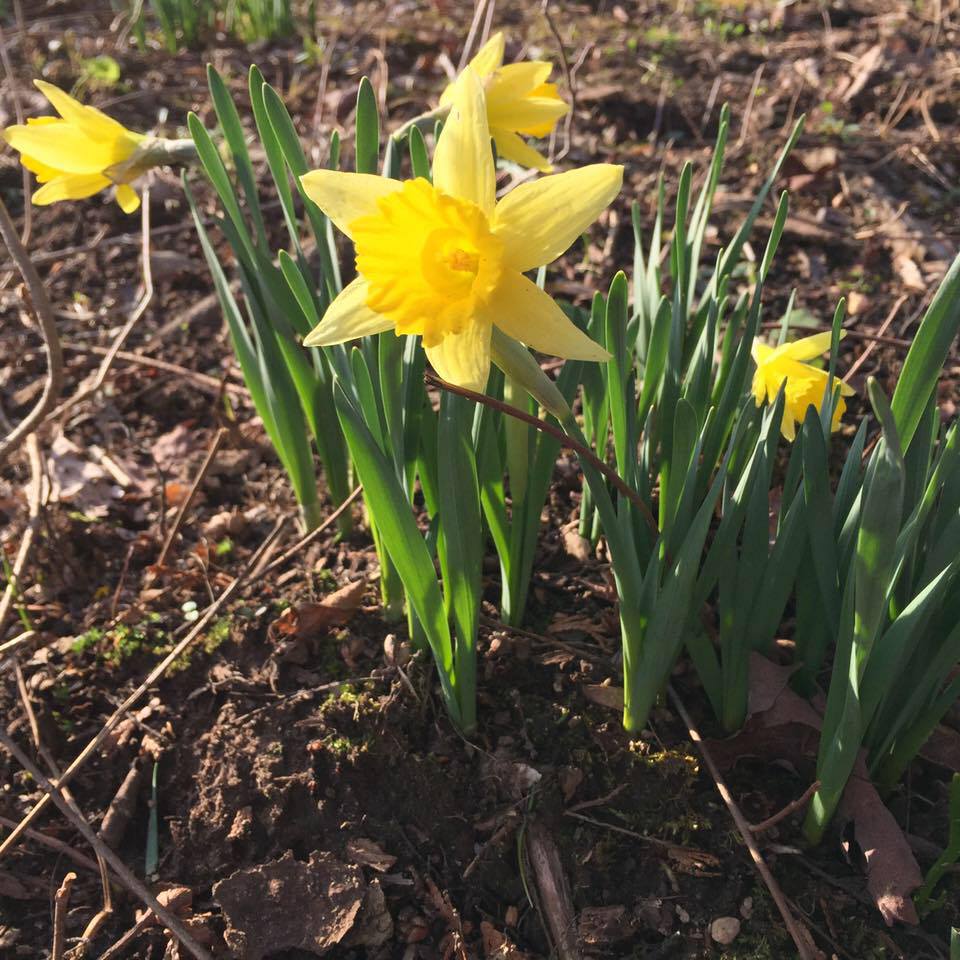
[3, 80, 196, 213]
[300, 66, 618, 394]
[751, 330, 855, 441]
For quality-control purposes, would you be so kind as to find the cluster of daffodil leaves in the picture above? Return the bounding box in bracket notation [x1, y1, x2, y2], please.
[6, 32, 960, 843]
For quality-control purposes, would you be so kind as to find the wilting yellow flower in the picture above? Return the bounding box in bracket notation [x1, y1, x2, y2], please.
[301, 68, 618, 392]
[3, 80, 146, 213]
[752, 331, 854, 441]
[439, 31, 569, 172]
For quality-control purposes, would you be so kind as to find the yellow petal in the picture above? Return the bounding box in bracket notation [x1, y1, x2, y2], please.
[468, 31, 505, 78]
[4, 121, 126, 174]
[32, 173, 111, 204]
[302, 277, 393, 346]
[486, 93, 569, 136]
[488, 61, 554, 100]
[34, 80, 128, 141]
[299, 169, 403, 240]
[774, 330, 841, 362]
[491, 129, 552, 172]
[115, 183, 140, 213]
[492, 163, 623, 273]
[424, 312, 492, 392]
[482, 271, 610, 361]
[433, 67, 495, 216]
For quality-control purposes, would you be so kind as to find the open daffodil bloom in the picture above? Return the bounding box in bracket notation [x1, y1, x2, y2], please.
[439, 31, 569, 172]
[4, 81, 148, 213]
[752, 331, 855, 440]
[301, 67, 620, 392]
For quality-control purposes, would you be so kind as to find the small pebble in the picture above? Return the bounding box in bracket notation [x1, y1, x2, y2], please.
[710, 917, 741, 945]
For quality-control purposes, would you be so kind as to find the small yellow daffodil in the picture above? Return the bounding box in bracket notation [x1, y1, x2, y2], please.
[439, 31, 569, 172]
[4, 81, 148, 213]
[301, 68, 619, 393]
[752, 331, 855, 441]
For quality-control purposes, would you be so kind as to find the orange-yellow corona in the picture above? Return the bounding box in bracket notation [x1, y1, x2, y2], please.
[752, 331, 854, 440]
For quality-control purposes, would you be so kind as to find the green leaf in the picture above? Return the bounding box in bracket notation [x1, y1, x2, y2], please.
[333, 382, 461, 724]
[355, 76, 380, 174]
[891, 252, 960, 452]
[435, 393, 482, 730]
[206, 64, 267, 248]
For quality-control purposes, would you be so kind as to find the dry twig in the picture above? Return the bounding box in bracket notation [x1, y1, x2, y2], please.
[0, 518, 287, 863]
[0, 435, 46, 638]
[0, 200, 64, 463]
[0, 729, 212, 960]
[51, 871, 77, 960]
[155, 427, 227, 568]
[666, 684, 821, 960]
[46, 186, 154, 425]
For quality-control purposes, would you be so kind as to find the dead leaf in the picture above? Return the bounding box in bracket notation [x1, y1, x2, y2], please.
[840, 43, 883, 102]
[562, 523, 592, 562]
[271, 580, 366, 641]
[150, 423, 196, 473]
[583, 684, 624, 712]
[579, 905, 632, 946]
[345, 838, 397, 873]
[549, 613, 610, 644]
[919, 725, 960, 772]
[707, 654, 923, 925]
[894, 253, 925, 292]
[481, 921, 529, 959]
[798, 146, 838, 173]
[47, 433, 118, 518]
[840, 777, 922, 925]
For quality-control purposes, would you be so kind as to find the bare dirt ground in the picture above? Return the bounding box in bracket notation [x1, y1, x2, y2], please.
[1, 1, 959, 957]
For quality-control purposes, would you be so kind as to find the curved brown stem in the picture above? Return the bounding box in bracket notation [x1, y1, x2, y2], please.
[424, 370, 659, 536]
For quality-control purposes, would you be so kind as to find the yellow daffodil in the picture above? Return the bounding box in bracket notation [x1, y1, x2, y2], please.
[4, 80, 148, 213]
[439, 31, 569, 172]
[752, 331, 854, 440]
[301, 68, 619, 393]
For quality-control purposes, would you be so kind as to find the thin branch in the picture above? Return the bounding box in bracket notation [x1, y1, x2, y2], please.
[0, 199, 64, 464]
[541, 0, 575, 161]
[0, 19, 31, 246]
[257, 485, 363, 579]
[155, 427, 226, 568]
[51, 871, 77, 960]
[0, 730, 212, 960]
[424, 370, 659, 536]
[843, 295, 908, 383]
[0, 435, 46, 639]
[46, 187, 154, 424]
[750, 781, 821, 836]
[0, 518, 287, 863]
[666, 684, 819, 960]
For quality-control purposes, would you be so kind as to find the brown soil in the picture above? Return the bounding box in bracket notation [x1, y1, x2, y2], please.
[1, 1, 959, 957]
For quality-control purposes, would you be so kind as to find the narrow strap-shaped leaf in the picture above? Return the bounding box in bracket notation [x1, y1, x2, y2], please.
[206, 64, 267, 248]
[891, 252, 960, 453]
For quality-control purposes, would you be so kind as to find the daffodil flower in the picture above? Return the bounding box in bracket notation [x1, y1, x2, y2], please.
[439, 31, 569, 172]
[752, 331, 854, 440]
[3, 81, 192, 214]
[301, 67, 619, 393]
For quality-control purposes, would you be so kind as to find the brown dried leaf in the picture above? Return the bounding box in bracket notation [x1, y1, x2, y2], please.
[481, 921, 529, 959]
[840, 777, 922, 926]
[562, 523, 592, 562]
[708, 654, 923, 924]
[345, 838, 397, 873]
[583, 684, 624, 712]
[271, 580, 366, 640]
[919, 725, 960, 773]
